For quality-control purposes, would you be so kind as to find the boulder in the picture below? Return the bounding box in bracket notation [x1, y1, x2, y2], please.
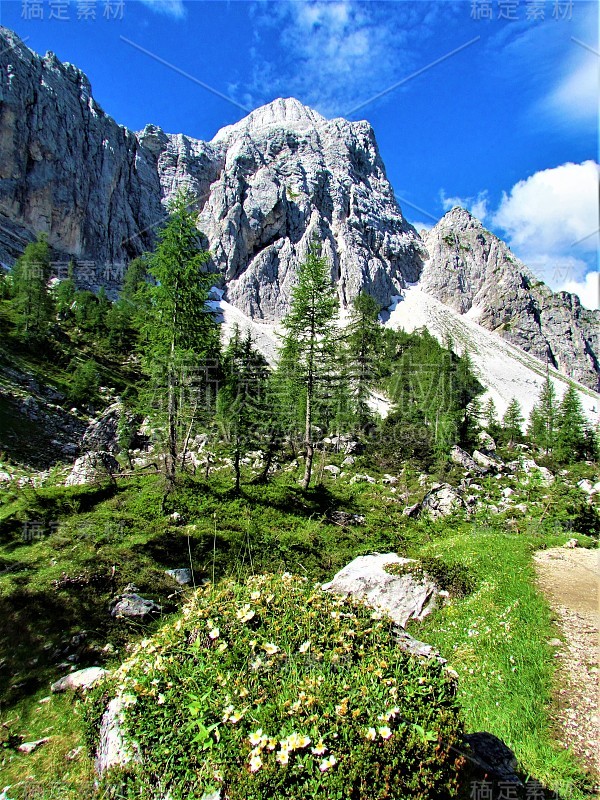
[19, 737, 51, 754]
[165, 568, 192, 585]
[323, 465, 341, 476]
[450, 445, 485, 474]
[110, 593, 161, 619]
[344, 440, 364, 455]
[477, 430, 497, 453]
[421, 483, 465, 520]
[322, 552, 439, 629]
[472, 450, 504, 472]
[51, 666, 107, 693]
[511, 459, 555, 485]
[350, 473, 376, 484]
[327, 511, 366, 527]
[577, 479, 593, 494]
[65, 451, 120, 486]
[95, 696, 141, 776]
[382, 474, 399, 485]
[341, 456, 355, 467]
[402, 503, 421, 518]
[81, 402, 124, 454]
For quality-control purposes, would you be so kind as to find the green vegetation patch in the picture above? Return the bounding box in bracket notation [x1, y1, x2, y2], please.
[88, 573, 463, 800]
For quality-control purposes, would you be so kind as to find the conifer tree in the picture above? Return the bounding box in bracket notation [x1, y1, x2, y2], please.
[216, 326, 270, 494]
[279, 237, 338, 490]
[501, 398, 524, 449]
[555, 385, 590, 464]
[345, 291, 383, 432]
[142, 190, 220, 487]
[528, 376, 557, 457]
[482, 396, 502, 441]
[11, 234, 54, 338]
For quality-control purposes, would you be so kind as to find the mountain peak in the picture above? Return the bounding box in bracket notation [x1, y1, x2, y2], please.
[212, 97, 327, 142]
[439, 206, 483, 230]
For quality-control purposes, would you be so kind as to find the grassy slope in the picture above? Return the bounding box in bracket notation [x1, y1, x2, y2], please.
[0, 461, 597, 798]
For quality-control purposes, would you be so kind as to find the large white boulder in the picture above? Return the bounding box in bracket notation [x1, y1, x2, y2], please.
[322, 552, 439, 629]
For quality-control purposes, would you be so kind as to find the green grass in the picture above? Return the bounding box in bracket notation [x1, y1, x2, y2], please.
[0, 466, 597, 798]
[415, 521, 596, 798]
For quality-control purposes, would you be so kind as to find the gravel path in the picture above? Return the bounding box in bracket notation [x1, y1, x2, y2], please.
[533, 547, 599, 779]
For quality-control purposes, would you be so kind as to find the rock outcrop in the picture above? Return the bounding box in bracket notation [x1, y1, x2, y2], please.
[1, 28, 597, 388]
[421, 208, 599, 390]
[0, 29, 423, 316]
[322, 552, 439, 629]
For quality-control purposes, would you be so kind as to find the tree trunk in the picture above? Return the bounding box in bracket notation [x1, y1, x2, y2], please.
[166, 364, 177, 489]
[234, 444, 241, 495]
[302, 381, 313, 490]
[258, 433, 277, 484]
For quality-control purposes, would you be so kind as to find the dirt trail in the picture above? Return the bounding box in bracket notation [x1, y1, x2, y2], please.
[533, 547, 599, 778]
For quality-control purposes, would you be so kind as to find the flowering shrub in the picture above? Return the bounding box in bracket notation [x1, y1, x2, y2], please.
[89, 574, 464, 799]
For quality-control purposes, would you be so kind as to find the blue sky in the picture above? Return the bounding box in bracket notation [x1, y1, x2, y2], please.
[2, 0, 598, 307]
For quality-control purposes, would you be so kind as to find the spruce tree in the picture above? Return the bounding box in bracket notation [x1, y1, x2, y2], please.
[555, 385, 590, 464]
[11, 233, 54, 339]
[143, 190, 220, 487]
[279, 237, 338, 490]
[501, 398, 524, 449]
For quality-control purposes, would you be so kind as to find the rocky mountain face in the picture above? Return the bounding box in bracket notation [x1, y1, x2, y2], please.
[0, 28, 164, 278]
[421, 209, 599, 390]
[0, 27, 598, 389]
[0, 29, 423, 314]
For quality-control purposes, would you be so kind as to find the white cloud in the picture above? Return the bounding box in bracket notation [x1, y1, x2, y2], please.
[545, 55, 599, 125]
[557, 270, 600, 311]
[489, 161, 599, 310]
[138, 0, 186, 20]
[492, 161, 598, 255]
[440, 190, 489, 222]
[240, 1, 447, 117]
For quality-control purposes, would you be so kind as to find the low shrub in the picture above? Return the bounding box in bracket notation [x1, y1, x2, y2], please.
[88, 573, 464, 800]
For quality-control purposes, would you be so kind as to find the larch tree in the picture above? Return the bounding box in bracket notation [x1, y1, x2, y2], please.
[143, 189, 220, 488]
[279, 237, 338, 490]
[528, 376, 557, 457]
[501, 398, 525, 449]
[555, 385, 590, 464]
[11, 233, 54, 339]
[345, 291, 383, 433]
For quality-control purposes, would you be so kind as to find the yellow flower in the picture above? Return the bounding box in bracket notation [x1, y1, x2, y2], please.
[238, 687, 249, 698]
[311, 741, 327, 755]
[298, 640, 311, 653]
[248, 729, 264, 747]
[378, 726, 392, 740]
[276, 749, 289, 766]
[249, 752, 262, 773]
[319, 755, 337, 772]
[217, 641, 228, 653]
[250, 590, 261, 601]
[365, 727, 376, 741]
[263, 642, 279, 655]
[267, 737, 277, 751]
